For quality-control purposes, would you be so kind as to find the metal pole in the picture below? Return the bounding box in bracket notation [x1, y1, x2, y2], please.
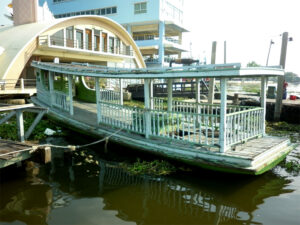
[208, 41, 217, 104]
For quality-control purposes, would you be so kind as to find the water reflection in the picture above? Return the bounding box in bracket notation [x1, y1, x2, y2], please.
[0, 146, 295, 225]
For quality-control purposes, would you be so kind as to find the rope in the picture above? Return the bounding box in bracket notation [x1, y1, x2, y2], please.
[0, 128, 123, 157]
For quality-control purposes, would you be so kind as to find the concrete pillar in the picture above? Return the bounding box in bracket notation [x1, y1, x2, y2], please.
[92, 29, 95, 51]
[63, 28, 66, 47]
[219, 78, 227, 153]
[126, 25, 132, 35]
[159, 21, 165, 67]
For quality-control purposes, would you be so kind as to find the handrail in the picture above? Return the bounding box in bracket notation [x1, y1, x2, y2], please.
[39, 35, 133, 57]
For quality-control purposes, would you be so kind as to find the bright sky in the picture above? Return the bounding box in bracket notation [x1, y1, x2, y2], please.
[0, 0, 299, 75]
[182, 0, 300, 75]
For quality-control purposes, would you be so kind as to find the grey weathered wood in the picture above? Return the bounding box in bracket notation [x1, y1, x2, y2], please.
[0, 111, 16, 124]
[274, 32, 288, 121]
[16, 110, 24, 142]
[0, 104, 34, 112]
[219, 78, 227, 153]
[208, 41, 217, 104]
[24, 110, 46, 139]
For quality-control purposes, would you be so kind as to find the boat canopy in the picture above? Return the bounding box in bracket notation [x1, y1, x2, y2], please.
[31, 61, 284, 79]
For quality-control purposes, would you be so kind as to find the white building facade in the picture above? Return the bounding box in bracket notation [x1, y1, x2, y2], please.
[42, 0, 189, 67]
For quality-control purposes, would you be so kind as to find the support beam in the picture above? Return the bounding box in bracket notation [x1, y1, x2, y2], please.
[25, 111, 46, 139]
[274, 32, 289, 121]
[119, 79, 123, 105]
[144, 79, 151, 138]
[219, 78, 227, 153]
[261, 76, 267, 136]
[0, 111, 16, 125]
[167, 79, 173, 112]
[95, 77, 101, 124]
[208, 41, 217, 104]
[16, 110, 24, 142]
[68, 75, 74, 116]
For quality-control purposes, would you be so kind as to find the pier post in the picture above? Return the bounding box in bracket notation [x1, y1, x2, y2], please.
[208, 41, 217, 104]
[144, 79, 151, 138]
[219, 78, 227, 153]
[95, 77, 101, 124]
[261, 76, 267, 136]
[167, 79, 173, 112]
[274, 32, 289, 121]
[16, 110, 25, 142]
[68, 75, 74, 116]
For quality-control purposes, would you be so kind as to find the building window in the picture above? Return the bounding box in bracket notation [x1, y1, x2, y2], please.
[134, 2, 147, 14]
[53, 0, 68, 3]
[55, 6, 117, 18]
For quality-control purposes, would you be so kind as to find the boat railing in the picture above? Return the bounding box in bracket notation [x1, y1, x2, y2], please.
[52, 90, 70, 112]
[98, 101, 220, 147]
[99, 88, 120, 104]
[226, 107, 264, 147]
[99, 102, 145, 135]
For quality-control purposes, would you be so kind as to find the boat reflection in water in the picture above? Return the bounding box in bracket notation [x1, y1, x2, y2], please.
[0, 146, 295, 225]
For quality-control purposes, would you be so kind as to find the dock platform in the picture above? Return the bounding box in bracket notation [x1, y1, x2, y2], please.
[0, 140, 35, 169]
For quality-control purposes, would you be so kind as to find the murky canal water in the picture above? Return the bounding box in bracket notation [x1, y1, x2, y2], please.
[1, 135, 300, 225]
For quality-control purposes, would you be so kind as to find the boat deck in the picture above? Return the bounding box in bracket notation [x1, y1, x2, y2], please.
[31, 98, 294, 174]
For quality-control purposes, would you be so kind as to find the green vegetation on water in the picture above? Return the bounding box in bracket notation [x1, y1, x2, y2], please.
[121, 159, 176, 176]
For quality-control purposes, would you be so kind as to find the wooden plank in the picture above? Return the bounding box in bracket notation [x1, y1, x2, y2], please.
[0, 104, 34, 112]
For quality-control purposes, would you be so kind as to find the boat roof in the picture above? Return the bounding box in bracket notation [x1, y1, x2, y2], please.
[31, 61, 284, 79]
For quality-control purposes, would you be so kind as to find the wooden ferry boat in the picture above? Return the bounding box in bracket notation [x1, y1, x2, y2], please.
[31, 61, 296, 175]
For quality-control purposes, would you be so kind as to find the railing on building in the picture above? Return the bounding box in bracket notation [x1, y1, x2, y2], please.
[0, 79, 36, 90]
[38, 35, 133, 57]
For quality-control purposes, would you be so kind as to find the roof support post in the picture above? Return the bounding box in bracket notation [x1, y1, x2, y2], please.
[49, 71, 54, 107]
[196, 78, 201, 114]
[261, 76, 267, 136]
[150, 79, 154, 110]
[63, 28, 66, 48]
[167, 79, 173, 112]
[95, 77, 101, 124]
[16, 110, 24, 142]
[119, 79, 123, 105]
[208, 41, 217, 104]
[144, 79, 151, 138]
[68, 75, 73, 116]
[219, 78, 227, 153]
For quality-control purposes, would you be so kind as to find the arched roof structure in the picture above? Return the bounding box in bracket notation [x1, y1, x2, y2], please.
[0, 16, 146, 81]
